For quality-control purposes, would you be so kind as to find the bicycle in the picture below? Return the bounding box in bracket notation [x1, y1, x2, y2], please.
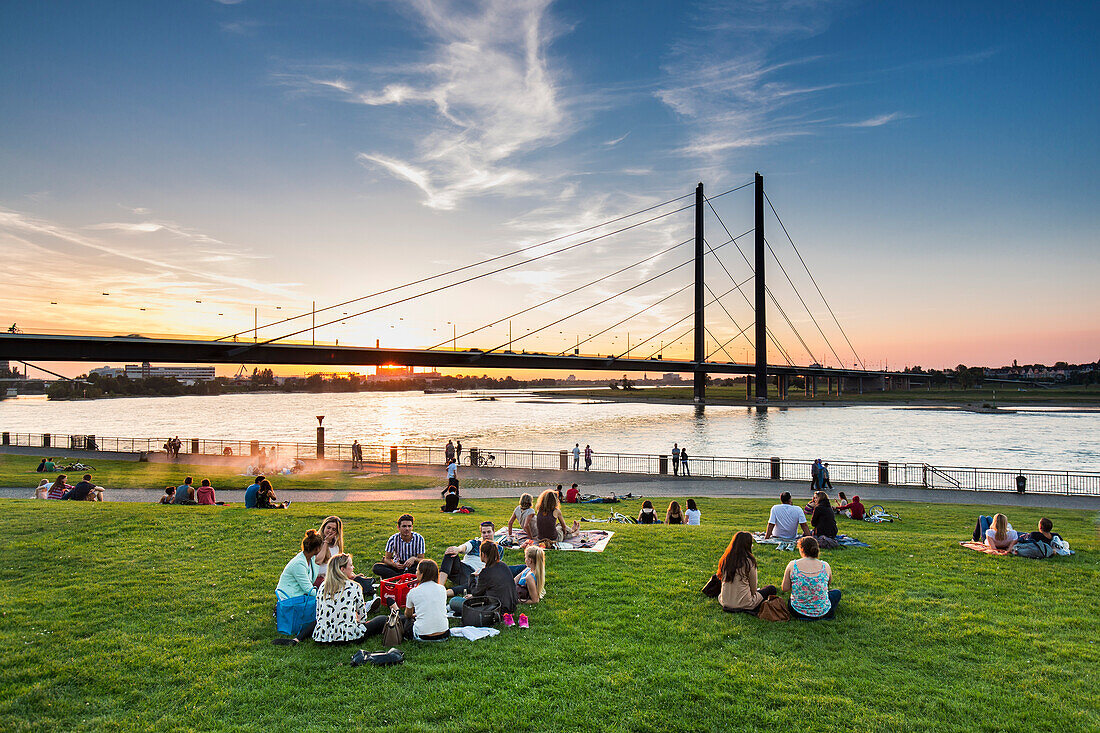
[864, 505, 900, 523]
[464, 452, 497, 468]
[581, 511, 637, 524]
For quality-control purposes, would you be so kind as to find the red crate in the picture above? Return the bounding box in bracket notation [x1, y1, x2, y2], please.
[380, 573, 419, 608]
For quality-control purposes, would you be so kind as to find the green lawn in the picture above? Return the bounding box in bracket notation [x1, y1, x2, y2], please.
[1, 498, 1097, 732]
[552, 384, 1100, 404]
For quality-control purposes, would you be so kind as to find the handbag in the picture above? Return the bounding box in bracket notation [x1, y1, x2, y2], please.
[702, 573, 721, 598]
[382, 606, 405, 647]
[460, 596, 502, 627]
[274, 590, 317, 637]
[756, 596, 790, 622]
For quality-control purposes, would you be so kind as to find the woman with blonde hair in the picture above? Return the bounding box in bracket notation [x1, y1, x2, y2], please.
[666, 501, 685, 525]
[508, 493, 535, 538]
[516, 545, 546, 604]
[34, 479, 50, 500]
[984, 513, 1018, 552]
[533, 489, 579, 543]
[311, 553, 373, 643]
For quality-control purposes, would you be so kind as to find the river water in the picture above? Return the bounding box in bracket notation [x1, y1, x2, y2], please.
[1, 392, 1097, 471]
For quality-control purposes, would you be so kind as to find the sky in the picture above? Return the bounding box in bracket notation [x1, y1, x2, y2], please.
[1, 0, 1098, 376]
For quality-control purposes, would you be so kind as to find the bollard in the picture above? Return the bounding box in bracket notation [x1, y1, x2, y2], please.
[1015, 474, 1027, 493]
[191, 438, 200, 455]
[559, 450, 568, 471]
[770, 457, 781, 480]
[389, 446, 398, 466]
[659, 455, 668, 475]
[1, 432, 8, 446]
[878, 461, 889, 484]
[43, 433, 51, 448]
[250, 440, 259, 457]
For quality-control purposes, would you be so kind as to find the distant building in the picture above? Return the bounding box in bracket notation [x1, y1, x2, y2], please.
[367, 366, 442, 382]
[661, 373, 683, 383]
[89, 366, 125, 378]
[566, 374, 577, 382]
[121, 362, 216, 384]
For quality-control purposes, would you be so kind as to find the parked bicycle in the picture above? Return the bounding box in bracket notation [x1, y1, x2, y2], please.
[465, 451, 498, 468]
[581, 511, 637, 524]
[864, 505, 900, 523]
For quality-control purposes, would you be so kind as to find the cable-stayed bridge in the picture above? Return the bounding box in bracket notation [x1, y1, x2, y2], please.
[0, 173, 924, 402]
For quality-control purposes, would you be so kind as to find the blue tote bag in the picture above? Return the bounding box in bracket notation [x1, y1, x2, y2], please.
[275, 590, 317, 637]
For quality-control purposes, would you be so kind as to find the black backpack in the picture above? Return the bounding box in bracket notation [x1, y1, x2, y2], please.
[461, 596, 502, 627]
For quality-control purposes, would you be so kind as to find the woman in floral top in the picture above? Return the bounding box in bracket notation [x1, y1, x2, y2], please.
[781, 536, 841, 620]
[312, 554, 371, 643]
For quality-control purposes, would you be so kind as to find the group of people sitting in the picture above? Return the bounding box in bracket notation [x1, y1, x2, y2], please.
[155, 474, 290, 508]
[764, 491, 863, 540]
[506, 489, 581, 544]
[636, 499, 702, 524]
[35, 473, 104, 501]
[275, 513, 548, 645]
[716, 532, 841, 620]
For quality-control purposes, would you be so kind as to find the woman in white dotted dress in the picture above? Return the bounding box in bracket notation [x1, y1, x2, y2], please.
[312, 554, 372, 643]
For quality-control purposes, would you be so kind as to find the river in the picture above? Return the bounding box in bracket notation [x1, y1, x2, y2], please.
[1, 391, 1097, 471]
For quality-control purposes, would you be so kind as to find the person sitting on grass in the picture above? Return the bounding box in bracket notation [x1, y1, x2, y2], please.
[62, 474, 100, 501]
[441, 480, 460, 513]
[685, 498, 701, 525]
[984, 513, 1018, 552]
[565, 483, 579, 503]
[373, 514, 425, 580]
[764, 492, 808, 540]
[533, 489, 580, 543]
[314, 516, 344, 579]
[516, 546, 546, 605]
[272, 530, 326, 646]
[834, 492, 848, 514]
[400, 559, 450, 640]
[439, 521, 496, 597]
[666, 501, 685, 525]
[195, 479, 217, 505]
[172, 476, 194, 505]
[782, 536, 841, 621]
[44, 457, 56, 473]
[810, 491, 838, 538]
[1020, 517, 1061, 547]
[257, 479, 290, 509]
[47, 475, 71, 500]
[717, 531, 778, 614]
[158, 487, 175, 504]
[836, 494, 865, 521]
[310, 554, 381, 644]
[508, 493, 535, 539]
[244, 475, 264, 509]
[176, 486, 198, 505]
[36, 458, 47, 473]
[448, 541, 518, 617]
[34, 479, 50, 500]
[638, 499, 658, 524]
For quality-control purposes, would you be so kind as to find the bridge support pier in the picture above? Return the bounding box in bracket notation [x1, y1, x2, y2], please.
[693, 182, 706, 404]
[745, 375, 752, 400]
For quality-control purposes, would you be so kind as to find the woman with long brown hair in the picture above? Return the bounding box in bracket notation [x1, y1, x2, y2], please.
[717, 531, 778, 613]
[666, 501, 685, 525]
[533, 489, 579, 543]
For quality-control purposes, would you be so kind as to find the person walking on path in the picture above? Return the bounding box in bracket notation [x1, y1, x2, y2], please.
[584, 445, 593, 472]
[680, 448, 690, 476]
[444, 440, 455, 465]
[821, 462, 833, 490]
[671, 443, 680, 476]
[811, 459, 823, 489]
[572, 443, 581, 471]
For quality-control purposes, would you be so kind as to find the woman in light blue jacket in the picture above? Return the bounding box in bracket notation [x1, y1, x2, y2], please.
[273, 530, 326, 645]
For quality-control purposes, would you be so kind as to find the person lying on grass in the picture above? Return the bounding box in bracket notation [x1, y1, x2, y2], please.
[984, 513, 1019, 552]
[782, 536, 841, 621]
[1020, 517, 1061, 547]
[638, 500, 658, 524]
[764, 492, 808, 540]
[516, 546, 546, 605]
[508, 493, 535, 539]
[717, 531, 778, 614]
[373, 514, 425, 580]
[158, 487, 175, 504]
[533, 489, 580, 543]
[439, 521, 497, 597]
[448, 540, 518, 617]
[810, 491, 838, 538]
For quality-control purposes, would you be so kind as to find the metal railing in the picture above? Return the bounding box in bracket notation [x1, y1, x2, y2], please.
[2, 431, 1098, 496]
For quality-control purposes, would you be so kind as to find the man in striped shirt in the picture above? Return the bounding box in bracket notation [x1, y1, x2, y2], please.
[373, 514, 426, 580]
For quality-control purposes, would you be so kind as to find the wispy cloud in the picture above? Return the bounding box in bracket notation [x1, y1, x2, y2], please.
[603, 132, 630, 147]
[841, 112, 908, 128]
[282, 0, 570, 210]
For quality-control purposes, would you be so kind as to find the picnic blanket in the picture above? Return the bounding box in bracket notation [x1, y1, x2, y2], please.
[751, 533, 870, 550]
[959, 541, 1009, 555]
[494, 528, 613, 553]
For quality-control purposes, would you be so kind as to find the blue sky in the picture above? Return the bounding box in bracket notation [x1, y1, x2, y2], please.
[2, 0, 1097, 371]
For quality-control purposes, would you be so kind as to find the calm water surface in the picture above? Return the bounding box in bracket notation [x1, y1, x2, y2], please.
[1, 392, 1097, 471]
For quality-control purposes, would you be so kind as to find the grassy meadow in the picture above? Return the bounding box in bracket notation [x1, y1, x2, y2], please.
[1, 491, 1098, 732]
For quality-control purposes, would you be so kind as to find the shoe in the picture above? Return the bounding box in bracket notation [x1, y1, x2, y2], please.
[502, 613, 515, 627]
[350, 649, 367, 667]
[271, 638, 299, 646]
[517, 614, 529, 629]
[368, 647, 405, 666]
[367, 597, 382, 616]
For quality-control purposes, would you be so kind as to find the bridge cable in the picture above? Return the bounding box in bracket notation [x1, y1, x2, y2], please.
[220, 180, 755, 343]
[764, 235, 847, 369]
[706, 322, 755, 361]
[480, 237, 743, 354]
[703, 326, 738, 363]
[426, 237, 693, 350]
[765, 191, 867, 370]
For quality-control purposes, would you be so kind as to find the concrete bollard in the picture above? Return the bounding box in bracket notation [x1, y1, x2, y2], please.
[659, 455, 668, 474]
[191, 438, 200, 455]
[770, 457, 781, 480]
[559, 450, 568, 471]
[1, 432, 8, 446]
[43, 433, 51, 448]
[250, 440, 259, 457]
[878, 461, 889, 484]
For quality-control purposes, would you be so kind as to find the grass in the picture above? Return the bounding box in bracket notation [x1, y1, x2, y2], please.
[551, 384, 1100, 404]
[1, 495, 1097, 732]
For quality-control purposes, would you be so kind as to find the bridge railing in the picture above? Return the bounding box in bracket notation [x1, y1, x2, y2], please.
[2, 431, 1098, 496]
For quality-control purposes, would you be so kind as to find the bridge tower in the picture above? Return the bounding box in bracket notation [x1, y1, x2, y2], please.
[754, 172, 767, 402]
[693, 183, 706, 403]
